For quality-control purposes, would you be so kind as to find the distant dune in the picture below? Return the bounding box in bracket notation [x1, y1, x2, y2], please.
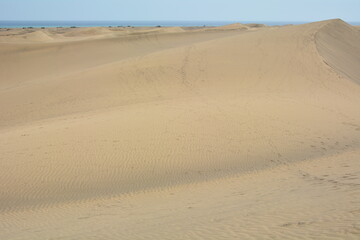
[0, 20, 359, 239]
[206, 22, 249, 31]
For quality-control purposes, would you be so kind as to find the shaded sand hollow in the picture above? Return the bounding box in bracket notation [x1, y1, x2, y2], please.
[0, 19, 359, 239]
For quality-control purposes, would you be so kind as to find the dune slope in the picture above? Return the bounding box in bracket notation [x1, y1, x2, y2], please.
[316, 19, 360, 84]
[0, 20, 359, 239]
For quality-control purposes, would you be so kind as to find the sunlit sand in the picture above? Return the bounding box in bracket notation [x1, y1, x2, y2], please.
[0, 19, 359, 239]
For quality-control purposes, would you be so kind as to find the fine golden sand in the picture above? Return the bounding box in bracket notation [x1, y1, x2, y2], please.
[0, 19, 359, 239]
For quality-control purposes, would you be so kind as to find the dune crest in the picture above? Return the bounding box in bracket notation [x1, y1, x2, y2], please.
[210, 22, 249, 30]
[23, 30, 54, 42]
[316, 19, 360, 84]
[0, 29, 54, 42]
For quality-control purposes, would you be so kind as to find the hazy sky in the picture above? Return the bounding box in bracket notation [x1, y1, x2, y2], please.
[0, 0, 359, 22]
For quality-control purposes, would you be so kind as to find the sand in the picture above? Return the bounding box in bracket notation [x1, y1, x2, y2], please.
[0, 19, 359, 239]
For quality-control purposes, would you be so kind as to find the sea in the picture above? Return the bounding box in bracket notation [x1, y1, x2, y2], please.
[1, 20, 359, 29]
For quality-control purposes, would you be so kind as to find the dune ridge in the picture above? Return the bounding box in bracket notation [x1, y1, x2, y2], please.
[0, 20, 359, 239]
[316, 19, 360, 84]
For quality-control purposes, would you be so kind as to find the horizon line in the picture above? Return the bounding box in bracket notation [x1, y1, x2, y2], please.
[1, 19, 359, 22]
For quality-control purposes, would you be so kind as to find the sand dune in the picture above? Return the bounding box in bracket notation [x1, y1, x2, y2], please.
[61, 27, 115, 37]
[19, 30, 54, 42]
[316, 19, 360, 84]
[207, 23, 249, 31]
[245, 23, 267, 28]
[0, 19, 359, 239]
[0, 29, 54, 43]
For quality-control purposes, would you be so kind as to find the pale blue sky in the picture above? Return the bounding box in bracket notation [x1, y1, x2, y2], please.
[0, 0, 359, 22]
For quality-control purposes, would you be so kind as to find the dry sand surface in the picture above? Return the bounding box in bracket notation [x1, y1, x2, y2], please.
[0, 19, 360, 239]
